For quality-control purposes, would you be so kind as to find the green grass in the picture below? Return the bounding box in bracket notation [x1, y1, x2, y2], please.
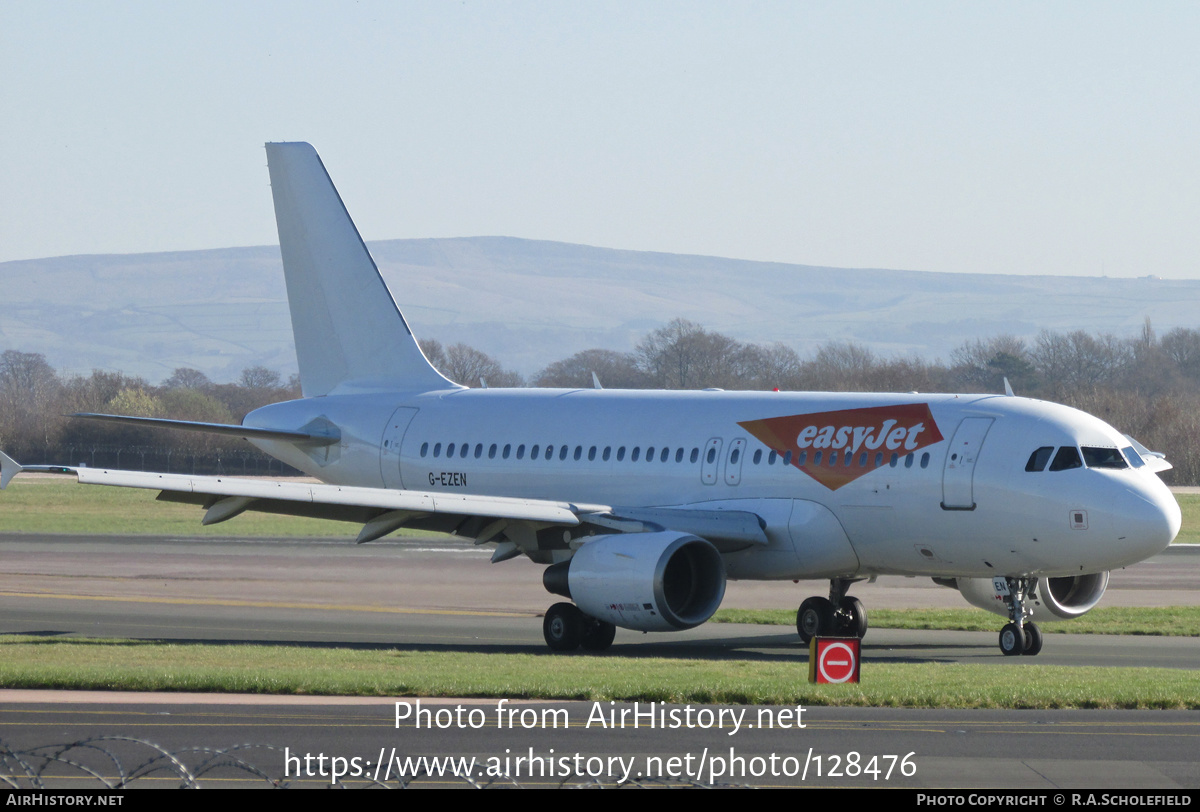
[1, 635, 1198, 709]
[713, 606, 1200, 636]
[1178, 492, 1200, 544]
[0, 477, 360, 537]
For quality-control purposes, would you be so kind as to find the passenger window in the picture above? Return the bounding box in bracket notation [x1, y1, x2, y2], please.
[920, 452, 930, 469]
[603, 446, 611, 461]
[573, 446, 582, 461]
[797, 451, 806, 465]
[445, 443, 454, 458]
[730, 449, 740, 464]
[646, 446, 655, 462]
[904, 453, 914, 468]
[588, 446, 596, 461]
[617, 446, 626, 461]
[1082, 447, 1128, 469]
[690, 448, 699, 463]
[829, 451, 838, 466]
[813, 451, 823, 465]
[768, 450, 777, 465]
[874, 452, 883, 468]
[706, 447, 716, 464]
[1025, 447, 1053, 472]
[420, 442, 429, 457]
[675, 448, 684, 463]
[632, 447, 641, 462]
[488, 443, 496, 459]
[558, 446, 568, 461]
[1049, 446, 1083, 472]
[661, 447, 670, 463]
[753, 449, 762, 464]
[516, 444, 525, 460]
[858, 452, 868, 467]
[474, 443, 483, 459]
[503, 444, 511, 459]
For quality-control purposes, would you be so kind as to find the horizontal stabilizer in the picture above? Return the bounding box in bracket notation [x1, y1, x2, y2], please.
[0, 450, 22, 490]
[71, 413, 340, 446]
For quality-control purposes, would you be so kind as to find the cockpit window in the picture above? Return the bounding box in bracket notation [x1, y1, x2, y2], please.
[1122, 446, 1145, 468]
[1025, 447, 1053, 472]
[1048, 446, 1083, 471]
[1081, 447, 1129, 469]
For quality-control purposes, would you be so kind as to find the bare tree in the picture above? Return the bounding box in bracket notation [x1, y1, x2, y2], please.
[163, 367, 213, 390]
[0, 351, 63, 455]
[535, 349, 651, 389]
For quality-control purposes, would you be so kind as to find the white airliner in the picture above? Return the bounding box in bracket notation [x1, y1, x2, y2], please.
[0, 143, 1181, 656]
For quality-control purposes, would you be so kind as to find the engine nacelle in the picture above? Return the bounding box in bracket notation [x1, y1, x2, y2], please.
[951, 573, 1110, 621]
[543, 531, 726, 632]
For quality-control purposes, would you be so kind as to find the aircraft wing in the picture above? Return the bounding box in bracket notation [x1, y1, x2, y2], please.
[0, 452, 766, 552]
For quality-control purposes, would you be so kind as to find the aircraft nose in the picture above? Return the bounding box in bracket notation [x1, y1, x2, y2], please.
[1115, 479, 1181, 561]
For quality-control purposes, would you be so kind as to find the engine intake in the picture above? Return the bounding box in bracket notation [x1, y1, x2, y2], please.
[543, 531, 726, 632]
[951, 573, 1110, 621]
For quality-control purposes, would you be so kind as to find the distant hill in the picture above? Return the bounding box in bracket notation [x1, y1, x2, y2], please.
[2, 237, 1196, 383]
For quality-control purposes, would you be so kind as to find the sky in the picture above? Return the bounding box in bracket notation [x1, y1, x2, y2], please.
[2, 1, 1197, 278]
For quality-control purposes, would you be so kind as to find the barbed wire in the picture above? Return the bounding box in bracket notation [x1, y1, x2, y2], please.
[0, 738, 742, 789]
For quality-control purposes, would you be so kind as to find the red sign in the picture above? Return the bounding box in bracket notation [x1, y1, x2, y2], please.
[809, 637, 861, 684]
[739, 403, 943, 490]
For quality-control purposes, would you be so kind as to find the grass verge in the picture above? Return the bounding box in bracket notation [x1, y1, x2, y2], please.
[712, 606, 1200, 636]
[0, 478, 361, 537]
[2, 635, 1198, 709]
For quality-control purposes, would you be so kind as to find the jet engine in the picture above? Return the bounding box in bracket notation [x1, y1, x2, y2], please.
[950, 573, 1110, 621]
[543, 531, 726, 632]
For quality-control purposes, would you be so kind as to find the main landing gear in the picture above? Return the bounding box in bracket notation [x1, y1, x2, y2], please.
[796, 578, 869, 644]
[543, 602, 616, 652]
[996, 577, 1043, 657]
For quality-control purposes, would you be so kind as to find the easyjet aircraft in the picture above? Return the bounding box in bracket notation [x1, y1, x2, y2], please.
[0, 143, 1181, 656]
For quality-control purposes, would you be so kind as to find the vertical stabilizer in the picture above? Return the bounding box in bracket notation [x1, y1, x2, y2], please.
[265, 142, 456, 396]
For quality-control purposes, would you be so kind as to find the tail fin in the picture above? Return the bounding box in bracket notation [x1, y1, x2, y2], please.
[265, 142, 456, 396]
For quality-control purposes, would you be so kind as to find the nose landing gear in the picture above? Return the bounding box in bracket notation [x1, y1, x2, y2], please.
[996, 577, 1043, 656]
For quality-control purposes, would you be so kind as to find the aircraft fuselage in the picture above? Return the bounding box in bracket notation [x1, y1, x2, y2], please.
[247, 387, 1180, 584]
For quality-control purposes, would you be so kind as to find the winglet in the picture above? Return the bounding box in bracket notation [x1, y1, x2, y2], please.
[0, 450, 22, 490]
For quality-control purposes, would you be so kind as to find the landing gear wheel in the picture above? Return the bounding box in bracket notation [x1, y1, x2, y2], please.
[837, 596, 868, 639]
[999, 622, 1024, 656]
[580, 618, 617, 652]
[543, 602, 584, 651]
[1022, 622, 1043, 656]
[796, 597, 834, 644]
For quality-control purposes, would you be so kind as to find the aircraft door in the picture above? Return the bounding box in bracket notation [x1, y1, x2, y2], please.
[724, 438, 746, 485]
[701, 438, 723, 485]
[941, 417, 993, 510]
[380, 407, 418, 490]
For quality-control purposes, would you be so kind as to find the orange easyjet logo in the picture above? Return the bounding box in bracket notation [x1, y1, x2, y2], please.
[738, 403, 943, 490]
